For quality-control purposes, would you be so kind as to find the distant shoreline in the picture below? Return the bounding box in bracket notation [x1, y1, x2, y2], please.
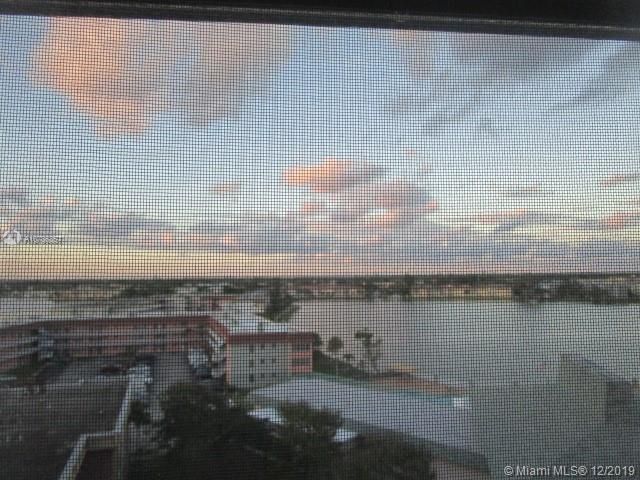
[293, 297, 640, 305]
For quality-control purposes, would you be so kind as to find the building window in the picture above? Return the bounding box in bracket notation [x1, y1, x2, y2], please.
[249, 360, 255, 367]
[249, 374, 254, 383]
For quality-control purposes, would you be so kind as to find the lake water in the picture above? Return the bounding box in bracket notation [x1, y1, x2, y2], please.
[290, 300, 640, 386]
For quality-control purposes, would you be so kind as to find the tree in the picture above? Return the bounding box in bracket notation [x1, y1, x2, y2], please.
[336, 436, 436, 480]
[363, 280, 376, 301]
[128, 400, 152, 427]
[262, 278, 298, 323]
[326, 336, 343, 356]
[311, 332, 323, 349]
[155, 383, 271, 480]
[124, 345, 138, 369]
[278, 403, 342, 479]
[354, 328, 383, 375]
[398, 275, 415, 300]
[342, 353, 355, 365]
[326, 336, 344, 376]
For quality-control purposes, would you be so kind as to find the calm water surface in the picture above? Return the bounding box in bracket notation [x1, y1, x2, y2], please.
[290, 300, 640, 386]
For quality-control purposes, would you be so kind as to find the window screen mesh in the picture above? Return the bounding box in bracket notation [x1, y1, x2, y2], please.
[0, 14, 639, 480]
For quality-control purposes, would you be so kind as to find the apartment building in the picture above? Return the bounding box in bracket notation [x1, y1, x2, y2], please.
[207, 303, 314, 388]
[0, 310, 314, 389]
[0, 316, 211, 371]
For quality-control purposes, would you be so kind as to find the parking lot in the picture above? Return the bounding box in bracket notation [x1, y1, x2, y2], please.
[45, 352, 196, 393]
[153, 352, 193, 395]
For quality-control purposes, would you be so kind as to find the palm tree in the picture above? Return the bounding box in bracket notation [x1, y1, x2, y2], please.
[326, 336, 344, 376]
[354, 328, 383, 375]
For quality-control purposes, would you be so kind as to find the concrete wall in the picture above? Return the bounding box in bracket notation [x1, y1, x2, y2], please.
[59, 377, 139, 480]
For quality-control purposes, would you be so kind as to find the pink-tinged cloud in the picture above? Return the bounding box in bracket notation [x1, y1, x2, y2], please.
[220, 233, 239, 247]
[600, 212, 639, 230]
[365, 209, 407, 230]
[129, 228, 175, 248]
[212, 181, 241, 195]
[476, 208, 529, 225]
[302, 177, 435, 239]
[301, 202, 325, 215]
[354, 234, 384, 246]
[63, 197, 79, 207]
[283, 158, 382, 193]
[31, 19, 290, 134]
[600, 173, 640, 188]
[182, 233, 240, 249]
[371, 179, 424, 209]
[418, 199, 439, 213]
[404, 148, 417, 157]
[40, 195, 56, 206]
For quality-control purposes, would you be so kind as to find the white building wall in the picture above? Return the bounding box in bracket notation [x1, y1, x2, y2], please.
[229, 342, 291, 389]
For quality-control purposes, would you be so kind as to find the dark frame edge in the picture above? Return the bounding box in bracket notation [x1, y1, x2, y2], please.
[3, 0, 640, 41]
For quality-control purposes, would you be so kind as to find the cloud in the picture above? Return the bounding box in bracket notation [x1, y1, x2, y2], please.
[212, 181, 241, 195]
[404, 148, 417, 158]
[450, 33, 592, 78]
[31, 18, 291, 134]
[362, 208, 411, 230]
[0, 190, 80, 236]
[390, 30, 433, 78]
[418, 199, 439, 213]
[564, 43, 640, 107]
[283, 158, 383, 193]
[300, 201, 325, 215]
[475, 208, 529, 225]
[187, 213, 330, 255]
[600, 212, 640, 230]
[504, 183, 545, 197]
[83, 209, 174, 245]
[0, 187, 29, 206]
[304, 177, 436, 241]
[600, 173, 640, 188]
[129, 228, 175, 248]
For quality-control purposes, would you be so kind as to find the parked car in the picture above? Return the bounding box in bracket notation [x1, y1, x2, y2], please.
[128, 364, 152, 384]
[194, 364, 211, 380]
[135, 354, 156, 364]
[100, 364, 125, 375]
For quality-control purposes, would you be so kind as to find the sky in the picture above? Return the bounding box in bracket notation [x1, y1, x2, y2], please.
[0, 15, 639, 279]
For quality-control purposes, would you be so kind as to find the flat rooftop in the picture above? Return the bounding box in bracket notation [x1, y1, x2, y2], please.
[250, 376, 483, 465]
[0, 378, 127, 480]
[218, 303, 289, 334]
